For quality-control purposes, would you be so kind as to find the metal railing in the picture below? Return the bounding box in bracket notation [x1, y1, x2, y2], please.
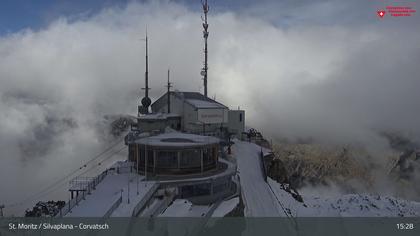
[103, 196, 122, 218]
[56, 169, 110, 217]
[58, 190, 85, 217]
[131, 183, 160, 217]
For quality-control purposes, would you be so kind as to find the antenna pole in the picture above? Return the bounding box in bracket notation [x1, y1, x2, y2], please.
[166, 69, 172, 113]
[140, 28, 152, 114]
[201, 0, 209, 97]
[145, 30, 149, 98]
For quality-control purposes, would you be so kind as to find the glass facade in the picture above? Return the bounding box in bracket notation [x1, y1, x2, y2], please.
[157, 151, 177, 168]
[180, 149, 201, 167]
[129, 143, 218, 175]
[138, 149, 154, 166]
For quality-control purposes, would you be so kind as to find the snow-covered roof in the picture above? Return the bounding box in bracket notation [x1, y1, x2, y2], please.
[159, 199, 212, 217]
[137, 112, 180, 120]
[185, 99, 226, 109]
[151, 91, 228, 111]
[135, 132, 220, 147]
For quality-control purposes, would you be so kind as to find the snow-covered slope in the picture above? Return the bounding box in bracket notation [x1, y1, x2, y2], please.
[269, 175, 420, 217]
[234, 140, 420, 217]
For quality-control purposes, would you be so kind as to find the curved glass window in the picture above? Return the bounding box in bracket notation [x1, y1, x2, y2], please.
[180, 149, 201, 167]
[157, 151, 177, 168]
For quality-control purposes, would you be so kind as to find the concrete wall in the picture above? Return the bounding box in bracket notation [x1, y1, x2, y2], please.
[227, 110, 245, 138]
[137, 117, 181, 133]
[152, 93, 187, 130]
[153, 93, 231, 136]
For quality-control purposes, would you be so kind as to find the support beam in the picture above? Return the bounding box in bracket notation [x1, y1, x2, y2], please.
[153, 151, 157, 174]
[177, 151, 181, 170]
[145, 144, 148, 180]
[201, 149, 204, 173]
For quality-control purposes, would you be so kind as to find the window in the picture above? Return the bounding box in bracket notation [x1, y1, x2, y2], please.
[139, 149, 154, 165]
[180, 149, 201, 167]
[239, 113, 243, 122]
[157, 151, 177, 167]
[203, 148, 214, 165]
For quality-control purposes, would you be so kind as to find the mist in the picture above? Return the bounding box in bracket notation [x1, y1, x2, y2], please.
[0, 0, 419, 214]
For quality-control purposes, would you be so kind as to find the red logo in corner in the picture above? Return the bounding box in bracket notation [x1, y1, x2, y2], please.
[377, 10, 386, 18]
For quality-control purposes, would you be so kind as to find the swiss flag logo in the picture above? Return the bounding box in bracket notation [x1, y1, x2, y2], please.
[377, 10, 386, 18]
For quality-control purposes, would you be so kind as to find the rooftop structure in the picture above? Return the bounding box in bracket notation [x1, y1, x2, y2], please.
[151, 91, 244, 137]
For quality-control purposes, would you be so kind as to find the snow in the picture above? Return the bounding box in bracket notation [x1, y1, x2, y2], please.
[234, 140, 420, 217]
[137, 113, 180, 120]
[64, 139, 420, 218]
[65, 172, 129, 217]
[139, 198, 164, 217]
[211, 197, 239, 217]
[111, 180, 158, 217]
[232, 140, 284, 216]
[268, 177, 420, 217]
[159, 199, 212, 217]
[136, 132, 219, 147]
[186, 99, 226, 109]
[65, 171, 157, 217]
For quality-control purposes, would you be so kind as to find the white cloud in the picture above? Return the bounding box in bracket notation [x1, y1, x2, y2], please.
[0, 1, 419, 213]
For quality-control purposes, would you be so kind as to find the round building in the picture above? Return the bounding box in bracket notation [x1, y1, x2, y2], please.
[128, 132, 220, 175]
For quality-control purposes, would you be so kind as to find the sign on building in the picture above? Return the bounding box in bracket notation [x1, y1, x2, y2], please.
[197, 108, 228, 124]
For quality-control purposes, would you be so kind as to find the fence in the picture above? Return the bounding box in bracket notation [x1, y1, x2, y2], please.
[259, 149, 268, 183]
[103, 196, 123, 218]
[131, 183, 160, 217]
[115, 161, 134, 174]
[58, 189, 85, 217]
[56, 169, 110, 217]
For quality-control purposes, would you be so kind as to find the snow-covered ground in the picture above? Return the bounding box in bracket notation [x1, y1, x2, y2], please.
[268, 177, 420, 217]
[111, 180, 157, 217]
[232, 140, 284, 216]
[159, 199, 212, 217]
[211, 197, 239, 217]
[65, 171, 156, 217]
[234, 140, 420, 217]
[64, 139, 420, 218]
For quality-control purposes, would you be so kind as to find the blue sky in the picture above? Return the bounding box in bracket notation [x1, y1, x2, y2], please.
[0, 0, 244, 34]
[3, 0, 417, 36]
[0, 0, 132, 34]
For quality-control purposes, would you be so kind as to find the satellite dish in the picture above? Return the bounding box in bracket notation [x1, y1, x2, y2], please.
[200, 70, 206, 76]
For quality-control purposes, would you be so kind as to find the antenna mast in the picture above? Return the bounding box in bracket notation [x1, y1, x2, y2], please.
[139, 29, 151, 114]
[145, 29, 149, 98]
[201, 0, 209, 97]
[166, 69, 172, 113]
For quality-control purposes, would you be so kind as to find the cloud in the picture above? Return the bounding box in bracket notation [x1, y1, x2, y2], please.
[0, 0, 419, 214]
